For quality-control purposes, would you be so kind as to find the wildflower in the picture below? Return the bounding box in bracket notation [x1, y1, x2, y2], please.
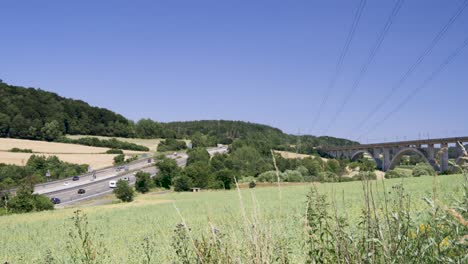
[439, 236, 450, 250]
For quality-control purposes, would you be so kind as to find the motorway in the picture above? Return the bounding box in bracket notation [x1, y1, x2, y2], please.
[39, 146, 228, 206]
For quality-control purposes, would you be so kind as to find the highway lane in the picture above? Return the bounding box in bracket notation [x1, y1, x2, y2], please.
[43, 146, 228, 206]
[34, 157, 154, 194]
[50, 166, 157, 206]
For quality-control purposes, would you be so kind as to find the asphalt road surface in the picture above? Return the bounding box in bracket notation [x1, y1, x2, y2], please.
[43, 146, 228, 206]
[34, 157, 154, 195]
[52, 166, 157, 206]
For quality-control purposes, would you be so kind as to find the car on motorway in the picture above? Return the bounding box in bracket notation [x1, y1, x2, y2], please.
[77, 189, 86, 194]
[50, 197, 61, 204]
[124, 166, 129, 172]
[72, 176, 80, 181]
[109, 180, 117, 188]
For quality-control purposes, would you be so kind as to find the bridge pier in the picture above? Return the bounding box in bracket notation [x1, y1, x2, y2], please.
[373, 148, 383, 169]
[383, 148, 391, 171]
[440, 143, 449, 172]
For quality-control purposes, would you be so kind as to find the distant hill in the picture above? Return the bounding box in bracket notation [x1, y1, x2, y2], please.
[0, 81, 133, 139]
[0, 80, 358, 151]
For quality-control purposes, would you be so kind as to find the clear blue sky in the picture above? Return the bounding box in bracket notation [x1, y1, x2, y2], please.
[1, 0, 467, 143]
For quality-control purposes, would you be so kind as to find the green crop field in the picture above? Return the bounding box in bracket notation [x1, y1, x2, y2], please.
[0, 174, 465, 263]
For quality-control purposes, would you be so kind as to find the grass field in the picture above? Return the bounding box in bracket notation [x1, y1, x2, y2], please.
[0, 138, 110, 154]
[0, 174, 464, 263]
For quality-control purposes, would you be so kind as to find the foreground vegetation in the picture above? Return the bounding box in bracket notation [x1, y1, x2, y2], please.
[0, 174, 465, 263]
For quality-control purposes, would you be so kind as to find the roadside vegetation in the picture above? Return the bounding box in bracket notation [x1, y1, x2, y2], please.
[157, 138, 187, 152]
[0, 155, 87, 191]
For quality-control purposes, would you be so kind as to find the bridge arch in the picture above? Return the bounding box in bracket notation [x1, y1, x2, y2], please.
[350, 150, 374, 161]
[388, 147, 432, 171]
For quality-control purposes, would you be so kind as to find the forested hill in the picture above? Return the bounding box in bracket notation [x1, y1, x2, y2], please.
[0, 81, 133, 139]
[0, 80, 358, 150]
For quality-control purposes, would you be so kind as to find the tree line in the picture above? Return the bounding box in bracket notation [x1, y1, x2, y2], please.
[0, 81, 358, 154]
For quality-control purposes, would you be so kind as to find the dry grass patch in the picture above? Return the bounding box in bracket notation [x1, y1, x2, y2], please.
[0, 152, 116, 169]
[274, 150, 328, 161]
[0, 138, 110, 154]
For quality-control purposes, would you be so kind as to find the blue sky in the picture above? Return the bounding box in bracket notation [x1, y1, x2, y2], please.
[1, 0, 467, 143]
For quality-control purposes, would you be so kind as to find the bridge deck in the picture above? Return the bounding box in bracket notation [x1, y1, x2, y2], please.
[326, 136, 468, 151]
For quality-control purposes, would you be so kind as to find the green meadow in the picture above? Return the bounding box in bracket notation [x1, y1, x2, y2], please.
[0, 174, 465, 263]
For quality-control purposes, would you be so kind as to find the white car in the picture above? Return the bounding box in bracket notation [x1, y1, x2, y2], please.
[122, 176, 130, 181]
[109, 180, 117, 188]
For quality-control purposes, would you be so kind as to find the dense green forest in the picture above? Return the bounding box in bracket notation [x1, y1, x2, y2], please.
[0, 81, 358, 152]
[0, 81, 133, 139]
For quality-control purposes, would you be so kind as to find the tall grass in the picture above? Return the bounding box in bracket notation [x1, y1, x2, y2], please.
[0, 174, 466, 262]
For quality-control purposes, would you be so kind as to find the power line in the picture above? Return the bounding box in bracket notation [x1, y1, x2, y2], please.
[351, 0, 468, 136]
[309, 0, 367, 134]
[356, 34, 468, 141]
[322, 0, 405, 134]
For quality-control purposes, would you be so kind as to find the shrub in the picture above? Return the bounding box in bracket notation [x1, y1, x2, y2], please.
[135, 172, 152, 193]
[249, 181, 256, 188]
[412, 163, 435, 177]
[58, 137, 149, 151]
[283, 170, 304, 182]
[157, 138, 187, 152]
[9, 148, 33, 153]
[385, 169, 411, 179]
[296, 165, 309, 176]
[352, 171, 377, 181]
[173, 176, 192, 192]
[319, 171, 338, 182]
[8, 185, 54, 213]
[106, 149, 124, 154]
[113, 180, 134, 202]
[113, 154, 125, 165]
[257, 171, 280, 183]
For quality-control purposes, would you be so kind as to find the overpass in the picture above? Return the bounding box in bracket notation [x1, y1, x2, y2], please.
[325, 137, 468, 172]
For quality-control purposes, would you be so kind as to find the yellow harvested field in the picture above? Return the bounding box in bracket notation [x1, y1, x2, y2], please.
[0, 152, 117, 169]
[0, 138, 109, 154]
[274, 150, 328, 161]
[67, 135, 161, 152]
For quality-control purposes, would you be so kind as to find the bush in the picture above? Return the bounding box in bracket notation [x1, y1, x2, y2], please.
[283, 170, 304, 182]
[113, 180, 134, 202]
[157, 139, 187, 152]
[385, 169, 411, 179]
[106, 149, 123, 154]
[249, 181, 256, 188]
[113, 154, 125, 165]
[9, 148, 33, 153]
[173, 176, 192, 192]
[135, 172, 152, 193]
[319, 171, 338, 182]
[296, 165, 309, 177]
[257, 171, 280, 183]
[8, 185, 54, 213]
[58, 137, 149, 151]
[352, 171, 377, 181]
[412, 163, 435, 177]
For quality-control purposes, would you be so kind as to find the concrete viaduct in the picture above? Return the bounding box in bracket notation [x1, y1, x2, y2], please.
[325, 137, 468, 172]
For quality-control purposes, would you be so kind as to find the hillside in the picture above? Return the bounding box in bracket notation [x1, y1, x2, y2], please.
[0, 81, 358, 151]
[0, 81, 133, 139]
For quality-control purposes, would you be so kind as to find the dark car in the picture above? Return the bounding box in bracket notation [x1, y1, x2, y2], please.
[50, 197, 61, 204]
[77, 189, 86, 194]
[72, 176, 80, 181]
